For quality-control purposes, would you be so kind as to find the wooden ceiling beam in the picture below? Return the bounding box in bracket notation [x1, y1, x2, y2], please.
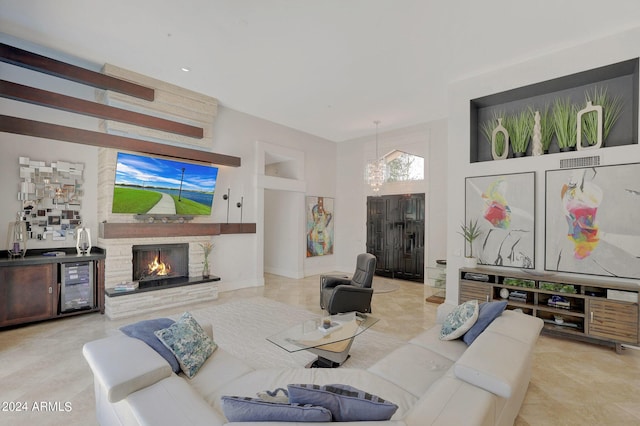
[0, 43, 155, 101]
[0, 115, 241, 167]
[0, 80, 203, 138]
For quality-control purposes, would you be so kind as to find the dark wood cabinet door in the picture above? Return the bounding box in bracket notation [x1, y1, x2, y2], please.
[0, 264, 56, 327]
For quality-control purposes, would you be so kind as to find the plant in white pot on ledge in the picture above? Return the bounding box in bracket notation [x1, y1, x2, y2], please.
[459, 219, 483, 268]
[200, 241, 214, 278]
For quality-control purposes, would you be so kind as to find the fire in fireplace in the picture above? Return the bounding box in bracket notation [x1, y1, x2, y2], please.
[148, 255, 171, 277]
[132, 243, 189, 282]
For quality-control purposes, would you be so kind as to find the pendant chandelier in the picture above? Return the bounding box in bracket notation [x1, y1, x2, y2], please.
[366, 120, 388, 192]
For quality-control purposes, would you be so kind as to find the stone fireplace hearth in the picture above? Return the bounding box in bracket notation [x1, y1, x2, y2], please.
[99, 235, 219, 319]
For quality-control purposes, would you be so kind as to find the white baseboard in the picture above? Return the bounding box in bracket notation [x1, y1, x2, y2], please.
[217, 277, 264, 293]
[264, 266, 304, 279]
[304, 267, 351, 277]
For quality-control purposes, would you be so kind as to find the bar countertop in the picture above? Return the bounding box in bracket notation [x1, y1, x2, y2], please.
[0, 247, 105, 267]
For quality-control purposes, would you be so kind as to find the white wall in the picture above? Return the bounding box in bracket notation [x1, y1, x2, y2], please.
[335, 120, 448, 275]
[425, 120, 449, 267]
[264, 189, 304, 278]
[446, 26, 640, 304]
[212, 107, 337, 281]
[0, 40, 101, 251]
[0, 135, 100, 251]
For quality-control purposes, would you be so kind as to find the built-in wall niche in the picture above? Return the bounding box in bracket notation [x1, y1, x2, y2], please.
[470, 58, 639, 162]
[264, 152, 300, 179]
[258, 141, 305, 183]
[17, 157, 84, 241]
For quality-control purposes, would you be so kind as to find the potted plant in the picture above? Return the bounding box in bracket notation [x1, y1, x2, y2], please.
[552, 97, 578, 151]
[581, 86, 623, 147]
[534, 104, 555, 153]
[459, 219, 483, 268]
[480, 111, 508, 159]
[199, 241, 214, 278]
[504, 110, 533, 157]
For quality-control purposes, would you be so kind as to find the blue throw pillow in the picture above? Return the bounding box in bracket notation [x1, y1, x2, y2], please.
[155, 312, 217, 378]
[220, 396, 332, 422]
[463, 300, 508, 345]
[120, 318, 180, 373]
[287, 384, 398, 422]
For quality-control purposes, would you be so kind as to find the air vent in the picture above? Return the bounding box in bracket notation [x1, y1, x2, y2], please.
[560, 155, 600, 169]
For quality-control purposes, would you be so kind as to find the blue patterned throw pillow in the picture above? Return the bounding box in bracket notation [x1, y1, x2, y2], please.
[220, 396, 332, 422]
[440, 300, 479, 340]
[154, 312, 216, 378]
[287, 384, 398, 422]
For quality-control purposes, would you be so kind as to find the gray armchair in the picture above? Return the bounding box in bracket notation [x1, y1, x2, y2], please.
[320, 253, 377, 315]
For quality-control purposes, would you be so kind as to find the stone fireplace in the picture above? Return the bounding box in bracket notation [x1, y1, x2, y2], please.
[98, 149, 220, 320]
[94, 66, 223, 319]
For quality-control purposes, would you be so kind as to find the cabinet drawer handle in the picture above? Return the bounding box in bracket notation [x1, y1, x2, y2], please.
[49, 286, 53, 294]
[590, 311, 594, 323]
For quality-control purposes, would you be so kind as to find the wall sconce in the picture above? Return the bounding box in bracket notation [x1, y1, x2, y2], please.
[223, 188, 231, 223]
[237, 196, 244, 224]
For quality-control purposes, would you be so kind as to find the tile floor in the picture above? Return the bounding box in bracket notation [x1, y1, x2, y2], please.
[0, 273, 639, 425]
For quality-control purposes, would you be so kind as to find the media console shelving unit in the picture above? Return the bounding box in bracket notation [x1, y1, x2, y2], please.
[459, 268, 639, 353]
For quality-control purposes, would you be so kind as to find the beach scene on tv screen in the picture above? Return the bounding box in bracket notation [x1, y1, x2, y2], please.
[112, 152, 218, 216]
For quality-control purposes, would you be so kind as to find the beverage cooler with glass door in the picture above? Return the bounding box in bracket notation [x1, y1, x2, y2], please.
[60, 261, 94, 312]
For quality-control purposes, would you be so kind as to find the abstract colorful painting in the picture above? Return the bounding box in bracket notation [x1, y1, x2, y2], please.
[465, 172, 535, 268]
[545, 163, 640, 279]
[306, 196, 334, 257]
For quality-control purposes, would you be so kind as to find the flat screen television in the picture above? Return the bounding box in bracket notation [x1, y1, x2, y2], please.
[112, 152, 219, 216]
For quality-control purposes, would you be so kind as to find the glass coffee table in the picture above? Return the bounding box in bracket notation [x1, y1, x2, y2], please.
[266, 312, 379, 368]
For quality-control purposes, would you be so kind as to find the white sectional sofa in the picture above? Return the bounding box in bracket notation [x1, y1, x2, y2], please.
[83, 308, 543, 425]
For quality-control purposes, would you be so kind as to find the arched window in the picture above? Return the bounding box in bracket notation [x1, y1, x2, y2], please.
[384, 150, 424, 182]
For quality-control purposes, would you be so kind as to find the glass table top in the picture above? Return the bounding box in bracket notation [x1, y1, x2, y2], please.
[266, 312, 379, 353]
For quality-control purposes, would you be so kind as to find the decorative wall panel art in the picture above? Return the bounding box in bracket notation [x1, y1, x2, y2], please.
[306, 196, 334, 257]
[545, 163, 640, 279]
[465, 172, 535, 268]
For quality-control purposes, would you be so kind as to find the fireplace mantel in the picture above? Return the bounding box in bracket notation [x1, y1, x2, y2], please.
[99, 222, 256, 239]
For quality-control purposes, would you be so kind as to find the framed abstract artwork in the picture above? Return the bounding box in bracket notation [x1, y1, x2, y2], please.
[465, 172, 536, 268]
[306, 196, 334, 257]
[545, 163, 640, 279]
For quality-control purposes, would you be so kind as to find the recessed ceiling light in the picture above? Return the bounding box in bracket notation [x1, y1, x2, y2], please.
[181, 67, 191, 72]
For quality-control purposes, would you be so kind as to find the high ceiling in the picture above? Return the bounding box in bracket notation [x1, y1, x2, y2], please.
[2, 1, 640, 142]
